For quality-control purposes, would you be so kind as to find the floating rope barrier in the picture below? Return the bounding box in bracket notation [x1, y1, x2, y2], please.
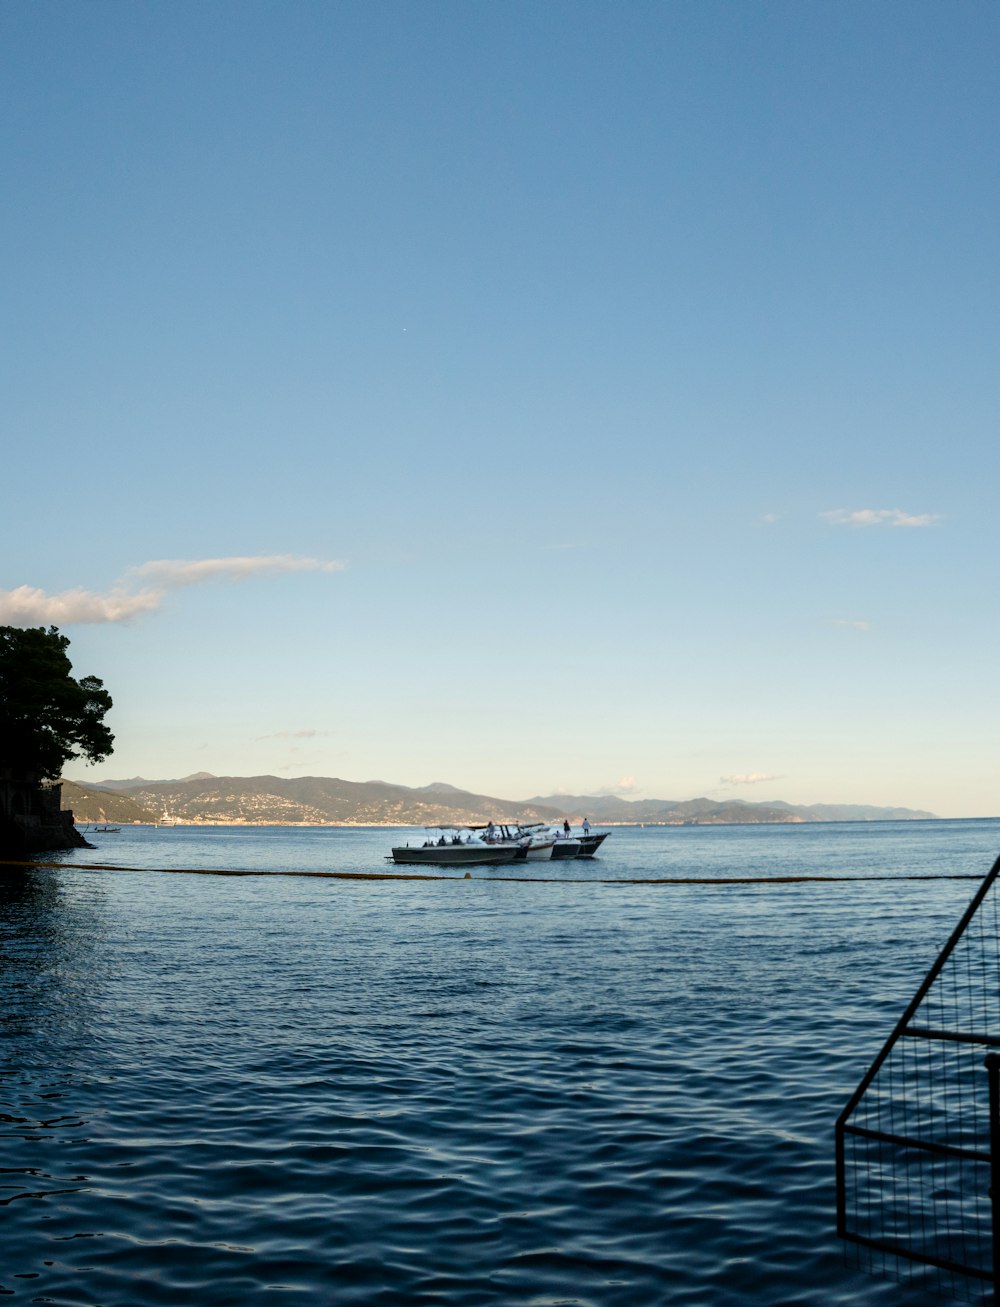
[0, 859, 986, 885]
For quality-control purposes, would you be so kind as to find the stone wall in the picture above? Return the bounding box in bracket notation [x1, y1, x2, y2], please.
[0, 773, 90, 855]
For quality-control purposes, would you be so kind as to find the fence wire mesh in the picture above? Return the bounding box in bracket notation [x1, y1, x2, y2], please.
[837, 854, 1000, 1302]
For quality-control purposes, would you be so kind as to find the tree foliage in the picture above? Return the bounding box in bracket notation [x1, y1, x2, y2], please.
[0, 626, 114, 780]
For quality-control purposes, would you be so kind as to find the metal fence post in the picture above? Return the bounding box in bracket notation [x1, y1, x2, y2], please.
[985, 1053, 1000, 1301]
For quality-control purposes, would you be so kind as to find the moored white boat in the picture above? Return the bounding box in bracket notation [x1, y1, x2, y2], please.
[508, 822, 611, 860]
[524, 832, 557, 859]
[498, 822, 557, 860]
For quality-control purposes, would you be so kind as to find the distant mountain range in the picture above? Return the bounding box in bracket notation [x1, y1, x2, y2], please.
[61, 773, 937, 826]
[526, 793, 937, 824]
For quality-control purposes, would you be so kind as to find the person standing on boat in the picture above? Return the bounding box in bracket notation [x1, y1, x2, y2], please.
[563, 818, 571, 835]
[582, 817, 590, 835]
[486, 820, 496, 843]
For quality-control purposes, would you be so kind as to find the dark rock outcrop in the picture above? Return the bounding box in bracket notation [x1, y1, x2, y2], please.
[0, 774, 91, 855]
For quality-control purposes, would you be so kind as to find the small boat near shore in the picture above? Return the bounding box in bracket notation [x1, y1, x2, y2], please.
[389, 827, 525, 867]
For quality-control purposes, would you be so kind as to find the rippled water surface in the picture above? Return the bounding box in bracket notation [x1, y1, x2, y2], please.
[3, 820, 1000, 1304]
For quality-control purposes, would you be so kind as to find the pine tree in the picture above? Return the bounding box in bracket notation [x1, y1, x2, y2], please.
[0, 625, 114, 779]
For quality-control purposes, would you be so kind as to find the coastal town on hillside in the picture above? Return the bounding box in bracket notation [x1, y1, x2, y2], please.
[60, 773, 937, 828]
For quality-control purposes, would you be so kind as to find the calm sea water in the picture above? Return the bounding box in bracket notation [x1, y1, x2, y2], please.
[2, 819, 999, 1305]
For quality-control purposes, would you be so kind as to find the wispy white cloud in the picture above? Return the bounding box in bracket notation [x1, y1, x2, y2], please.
[829, 618, 871, 632]
[0, 554, 345, 626]
[719, 772, 781, 786]
[760, 512, 779, 525]
[820, 508, 942, 528]
[134, 555, 343, 587]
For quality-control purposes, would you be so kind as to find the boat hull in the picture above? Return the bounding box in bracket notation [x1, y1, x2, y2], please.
[576, 832, 609, 857]
[390, 844, 521, 867]
[524, 843, 554, 860]
[548, 832, 610, 859]
[550, 839, 582, 860]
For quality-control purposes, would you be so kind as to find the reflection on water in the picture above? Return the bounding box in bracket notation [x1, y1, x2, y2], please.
[0, 868, 111, 1268]
[1, 821, 998, 1303]
[0, 867, 111, 1045]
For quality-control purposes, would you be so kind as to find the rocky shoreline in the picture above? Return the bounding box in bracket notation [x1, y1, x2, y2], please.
[0, 778, 93, 857]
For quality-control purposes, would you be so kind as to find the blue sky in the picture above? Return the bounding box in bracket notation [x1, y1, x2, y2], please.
[3, 0, 998, 816]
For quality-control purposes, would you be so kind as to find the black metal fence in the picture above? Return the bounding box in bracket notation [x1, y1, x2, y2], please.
[837, 853, 1000, 1302]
